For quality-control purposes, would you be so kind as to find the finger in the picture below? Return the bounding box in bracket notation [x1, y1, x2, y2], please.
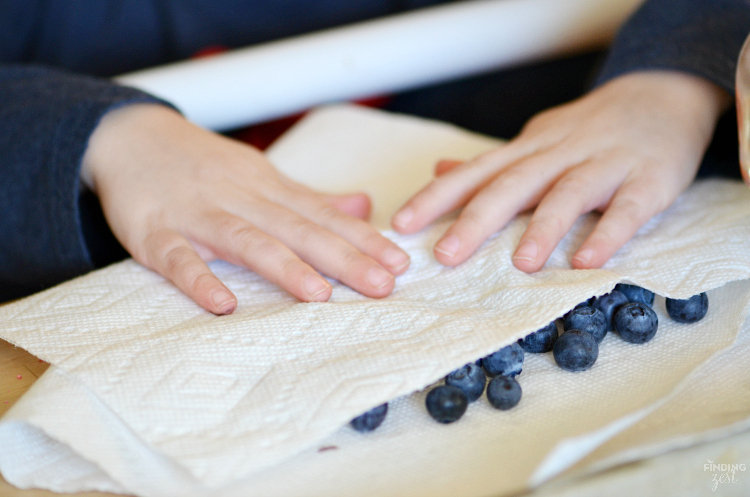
[571, 174, 673, 269]
[188, 212, 334, 302]
[431, 148, 576, 267]
[269, 189, 410, 276]
[434, 159, 463, 177]
[141, 229, 239, 314]
[512, 158, 629, 272]
[391, 139, 546, 234]
[322, 192, 372, 220]
[218, 201, 398, 298]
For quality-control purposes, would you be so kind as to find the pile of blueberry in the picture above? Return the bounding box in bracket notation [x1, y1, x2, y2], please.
[554, 284, 708, 373]
[350, 285, 709, 430]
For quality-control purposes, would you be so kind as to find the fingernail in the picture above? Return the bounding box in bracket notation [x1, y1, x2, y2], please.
[305, 274, 331, 299]
[513, 240, 538, 263]
[573, 248, 594, 266]
[211, 289, 236, 314]
[392, 207, 414, 229]
[383, 248, 410, 272]
[434, 234, 460, 258]
[368, 266, 394, 290]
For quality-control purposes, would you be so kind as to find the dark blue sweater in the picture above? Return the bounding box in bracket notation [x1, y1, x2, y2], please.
[1, 0, 749, 301]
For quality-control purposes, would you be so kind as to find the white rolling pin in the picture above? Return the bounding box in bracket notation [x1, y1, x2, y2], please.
[114, 0, 644, 131]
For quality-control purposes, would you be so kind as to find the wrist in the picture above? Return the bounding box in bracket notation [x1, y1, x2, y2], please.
[81, 103, 183, 194]
[606, 70, 731, 126]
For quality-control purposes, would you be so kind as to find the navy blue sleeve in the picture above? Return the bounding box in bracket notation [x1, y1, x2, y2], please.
[0, 65, 172, 301]
[0, 0, 459, 302]
[596, 0, 750, 93]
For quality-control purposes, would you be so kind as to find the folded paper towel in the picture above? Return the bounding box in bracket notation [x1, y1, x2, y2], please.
[2, 105, 750, 496]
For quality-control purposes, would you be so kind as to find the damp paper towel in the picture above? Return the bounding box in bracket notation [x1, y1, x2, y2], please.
[2, 105, 750, 496]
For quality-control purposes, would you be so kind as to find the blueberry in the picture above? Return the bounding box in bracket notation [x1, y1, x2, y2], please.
[486, 375, 522, 410]
[350, 403, 388, 432]
[518, 321, 558, 353]
[579, 296, 597, 307]
[553, 329, 599, 372]
[594, 290, 629, 330]
[614, 302, 658, 343]
[563, 306, 608, 343]
[666, 293, 708, 323]
[445, 363, 486, 402]
[615, 283, 655, 307]
[563, 298, 595, 321]
[425, 385, 468, 423]
[482, 343, 524, 377]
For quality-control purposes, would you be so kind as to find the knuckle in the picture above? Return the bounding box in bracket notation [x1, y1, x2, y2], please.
[418, 177, 450, 203]
[649, 187, 672, 214]
[339, 247, 365, 274]
[591, 226, 621, 247]
[316, 203, 344, 222]
[252, 237, 284, 260]
[285, 216, 321, 246]
[527, 215, 566, 239]
[496, 167, 530, 190]
[472, 148, 505, 169]
[555, 172, 591, 195]
[143, 232, 178, 263]
[220, 219, 289, 263]
[360, 229, 387, 251]
[456, 208, 485, 233]
[278, 256, 309, 284]
[225, 221, 281, 257]
[609, 196, 644, 223]
[162, 244, 193, 276]
[189, 272, 216, 294]
[226, 222, 259, 248]
[521, 109, 556, 135]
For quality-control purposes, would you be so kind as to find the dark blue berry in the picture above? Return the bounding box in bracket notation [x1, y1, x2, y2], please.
[594, 290, 629, 330]
[564, 306, 608, 343]
[350, 403, 388, 432]
[563, 299, 594, 321]
[486, 375, 522, 410]
[553, 329, 599, 372]
[614, 302, 658, 343]
[518, 321, 558, 353]
[580, 296, 596, 307]
[445, 363, 486, 402]
[666, 293, 708, 323]
[615, 283, 655, 307]
[425, 385, 468, 423]
[482, 343, 524, 377]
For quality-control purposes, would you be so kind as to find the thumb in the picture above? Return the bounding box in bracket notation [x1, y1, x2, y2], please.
[434, 159, 464, 177]
[322, 192, 372, 220]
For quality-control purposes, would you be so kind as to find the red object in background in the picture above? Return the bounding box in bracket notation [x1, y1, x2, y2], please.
[192, 45, 230, 59]
[191, 45, 391, 151]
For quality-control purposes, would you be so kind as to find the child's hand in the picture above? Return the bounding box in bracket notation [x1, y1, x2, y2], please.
[391, 71, 731, 272]
[81, 104, 410, 314]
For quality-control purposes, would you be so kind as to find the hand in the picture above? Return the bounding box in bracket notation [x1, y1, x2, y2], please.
[81, 104, 410, 314]
[391, 71, 731, 272]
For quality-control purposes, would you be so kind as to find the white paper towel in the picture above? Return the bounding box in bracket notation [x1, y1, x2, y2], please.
[114, 0, 644, 130]
[2, 106, 750, 497]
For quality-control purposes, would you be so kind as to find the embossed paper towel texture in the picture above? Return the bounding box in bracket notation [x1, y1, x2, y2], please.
[5, 281, 750, 497]
[2, 106, 750, 495]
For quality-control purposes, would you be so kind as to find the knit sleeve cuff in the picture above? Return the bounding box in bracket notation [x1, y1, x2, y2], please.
[595, 0, 750, 94]
[0, 65, 176, 298]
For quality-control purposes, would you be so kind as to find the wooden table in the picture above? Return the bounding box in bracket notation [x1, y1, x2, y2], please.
[0, 339, 123, 497]
[2, 336, 749, 496]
